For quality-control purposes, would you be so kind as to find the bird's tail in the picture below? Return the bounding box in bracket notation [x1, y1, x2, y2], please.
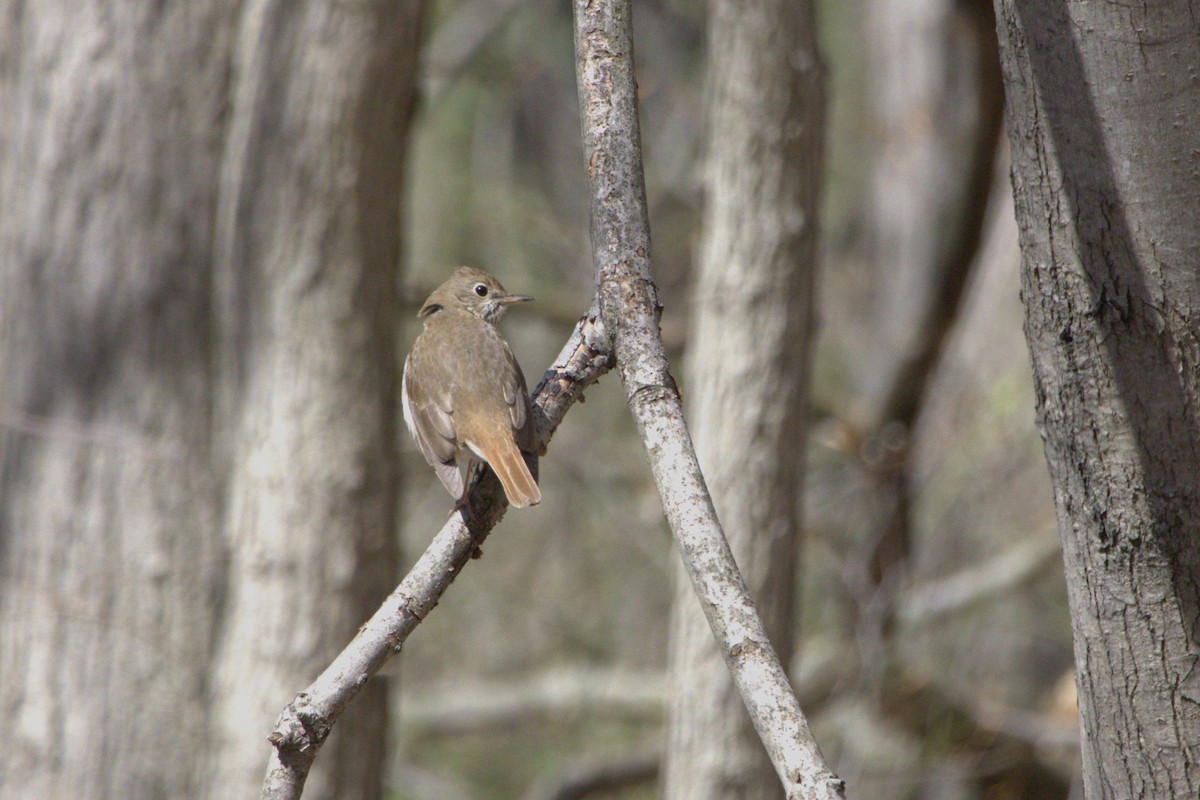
[472, 432, 541, 508]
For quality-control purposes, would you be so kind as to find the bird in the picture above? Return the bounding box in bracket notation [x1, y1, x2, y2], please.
[402, 267, 541, 510]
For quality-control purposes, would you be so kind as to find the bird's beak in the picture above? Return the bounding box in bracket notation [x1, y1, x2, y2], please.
[498, 294, 534, 305]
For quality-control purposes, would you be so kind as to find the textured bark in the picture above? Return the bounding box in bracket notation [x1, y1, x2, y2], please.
[208, 4, 422, 800]
[0, 3, 422, 799]
[573, 2, 842, 798]
[664, 0, 824, 798]
[995, 0, 1200, 796]
[0, 6, 237, 798]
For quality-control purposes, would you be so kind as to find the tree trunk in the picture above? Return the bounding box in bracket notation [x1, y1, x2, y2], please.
[206, 4, 421, 800]
[0, 3, 422, 799]
[995, 0, 1200, 796]
[664, 1, 824, 798]
[0, 6, 237, 798]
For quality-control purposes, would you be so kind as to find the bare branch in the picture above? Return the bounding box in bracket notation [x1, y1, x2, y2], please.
[263, 1, 840, 795]
[897, 535, 1060, 625]
[863, 0, 1006, 589]
[571, 2, 843, 798]
[260, 313, 611, 800]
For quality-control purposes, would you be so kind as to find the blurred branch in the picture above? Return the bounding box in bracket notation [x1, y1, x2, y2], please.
[897, 535, 1060, 625]
[260, 313, 613, 800]
[573, 2, 843, 798]
[400, 666, 665, 736]
[874, 0, 1005, 431]
[390, 763, 481, 800]
[400, 641, 850, 738]
[881, 671, 1077, 789]
[521, 752, 661, 800]
[863, 0, 1007, 594]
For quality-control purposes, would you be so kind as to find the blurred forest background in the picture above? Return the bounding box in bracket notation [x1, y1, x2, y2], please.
[0, 1, 1080, 799]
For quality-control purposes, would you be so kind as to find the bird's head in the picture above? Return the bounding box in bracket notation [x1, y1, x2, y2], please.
[419, 266, 533, 324]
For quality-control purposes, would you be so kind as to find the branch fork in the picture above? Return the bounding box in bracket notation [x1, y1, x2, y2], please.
[260, 2, 840, 797]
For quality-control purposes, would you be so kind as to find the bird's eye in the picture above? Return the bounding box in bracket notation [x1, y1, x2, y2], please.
[474, 283, 489, 297]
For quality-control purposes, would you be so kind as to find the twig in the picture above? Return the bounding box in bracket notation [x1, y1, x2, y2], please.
[259, 314, 612, 800]
[571, 2, 843, 799]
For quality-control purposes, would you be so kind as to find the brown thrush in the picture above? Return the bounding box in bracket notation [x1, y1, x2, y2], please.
[402, 267, 541, 509]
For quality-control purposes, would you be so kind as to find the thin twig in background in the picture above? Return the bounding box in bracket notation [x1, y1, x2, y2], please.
[897, 535, 1060, 625]
[863, 0, 1007, 591]
[400, 666, 665, 736]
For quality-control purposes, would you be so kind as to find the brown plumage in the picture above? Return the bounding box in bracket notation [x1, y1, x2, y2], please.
[402, 267, 541, 509]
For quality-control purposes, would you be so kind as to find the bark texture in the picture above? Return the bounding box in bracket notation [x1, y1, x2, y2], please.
[995, 0, 1200, 796]
[208, 3, 422, 800]
[665, 0, 824, 797]
[0, 3, 422, 799]
[0, 6, 236, 798]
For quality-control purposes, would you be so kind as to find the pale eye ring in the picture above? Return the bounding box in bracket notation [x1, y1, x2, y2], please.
[474, 283, 488, 297]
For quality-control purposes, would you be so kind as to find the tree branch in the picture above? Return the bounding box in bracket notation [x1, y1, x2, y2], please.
[863, 0, 1006, 590]
[263, 1, 842, 795]
[259, 313, 611, 800]
[572, 2, 843, 798]
[400, 666, 665, 736]
[897, 535, 1060, 625]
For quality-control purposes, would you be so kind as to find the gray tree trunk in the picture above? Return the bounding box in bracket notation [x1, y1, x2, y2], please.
[0, 7, 237, 798]
[0, 3, 421, 799]
[205, 4, 421, 800]
[995, 0, 1200, 796]
[664, 1, 824, 798]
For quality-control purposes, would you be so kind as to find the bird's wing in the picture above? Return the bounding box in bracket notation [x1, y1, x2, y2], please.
[403, 353, 459, 470]
[500, 342, 539, 458]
